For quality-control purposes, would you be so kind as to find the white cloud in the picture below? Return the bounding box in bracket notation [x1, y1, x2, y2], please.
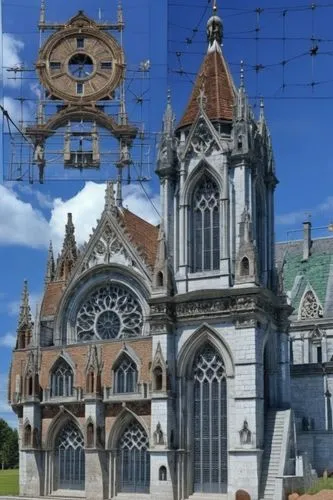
[0, 184, 50, 248]
[0, 182, 160, 253]
[277, 196, 333, 226]
[2, 34, 24, 88]
[0, 333, 16, 348]
[50, 182, 160, 254]
[3, 95, 34, 129]
[0, 373, 11, 415]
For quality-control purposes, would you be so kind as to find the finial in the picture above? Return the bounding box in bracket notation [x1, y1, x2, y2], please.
[39, 0, 46, 26]
[117, 0, 124, 28]
[18, 280, 32, 328]
[163, 89, 175, 135]
[259, 96, 265, 121]
[240, 60, 245, 89]
[104, 181, 117, 214]
[45, 241, 55, 286]
[207, 0, 223, 53]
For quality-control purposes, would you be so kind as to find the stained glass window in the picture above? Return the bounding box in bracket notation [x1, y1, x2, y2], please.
[55, 422, 85, 490]
[193, 343, 227, 493]
[192, 175, 220, 272]
[119, 422, 150, 493]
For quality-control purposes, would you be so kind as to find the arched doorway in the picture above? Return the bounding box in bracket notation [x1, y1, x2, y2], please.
[192, 343, 227, 493]
[118, 421, 150, 493]
[54, 421, 85, 491]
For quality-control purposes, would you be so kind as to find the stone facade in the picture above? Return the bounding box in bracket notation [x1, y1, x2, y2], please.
[8, 7, 298, 500]
[277, 228, 333, 475]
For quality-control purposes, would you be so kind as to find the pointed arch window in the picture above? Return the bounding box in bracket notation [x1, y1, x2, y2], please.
[300, 289, 323, 320]
[118, 421, 150, 493]
[192, 174, 220, 272]
[51, 359, 74, 398]
[55, 421, 85, 490]
[193, 343, 227, 493]
[114, 355, 138, 394]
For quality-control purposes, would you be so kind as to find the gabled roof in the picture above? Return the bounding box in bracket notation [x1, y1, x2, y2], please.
[120, 209, 159, 269]
[276, 237, 333, 318]
[177, 49, 236, 130]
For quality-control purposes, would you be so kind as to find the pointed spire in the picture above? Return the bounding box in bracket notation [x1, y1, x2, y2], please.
[55, 213, 78, 281]
[117, 0, 124, 28]
[45, 241, 55, 286]
[240, 60, 245, 89]
[18, 280, 32, 329]
[104, 181, 117, 215]
[162, 89, 175, 136]
[235, 60, 248, 121]
[259, 96, 265, 122]
[207, 0, 223, 53]
[39, 0, 46, 26]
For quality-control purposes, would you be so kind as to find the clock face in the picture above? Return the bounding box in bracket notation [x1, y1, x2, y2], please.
[37, 28, 125, 102]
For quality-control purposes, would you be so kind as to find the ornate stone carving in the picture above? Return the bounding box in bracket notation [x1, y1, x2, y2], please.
[190, 119, 216, 155]
[82, 222, 132, 271]
[300, 289, 323, 320]
[76, 284, 143, 342]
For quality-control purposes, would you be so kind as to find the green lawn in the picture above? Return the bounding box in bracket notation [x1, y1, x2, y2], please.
[306, 477, 333, 494]
[0, 469, 19, 496]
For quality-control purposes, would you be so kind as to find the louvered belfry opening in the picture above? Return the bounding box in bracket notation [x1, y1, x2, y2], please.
[118, 421, 150, 493]
[193, 343, 227, 493]
[55, 422, 85, 490]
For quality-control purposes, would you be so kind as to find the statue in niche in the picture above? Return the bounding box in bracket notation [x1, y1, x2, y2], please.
[239, 420, 252, 445]
[153, 422, 164, 445]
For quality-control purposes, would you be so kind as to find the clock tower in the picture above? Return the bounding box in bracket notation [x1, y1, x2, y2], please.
[26, 9, 137, 183]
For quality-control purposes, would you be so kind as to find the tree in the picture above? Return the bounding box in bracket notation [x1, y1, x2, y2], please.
[0, 419, 19, 469]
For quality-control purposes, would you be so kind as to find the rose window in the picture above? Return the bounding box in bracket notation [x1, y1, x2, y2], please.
[76, 284, 143, 341]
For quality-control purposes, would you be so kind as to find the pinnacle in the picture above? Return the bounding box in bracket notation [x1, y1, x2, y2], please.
[104, 181, 117, 213]
[18, 279, 32, 329]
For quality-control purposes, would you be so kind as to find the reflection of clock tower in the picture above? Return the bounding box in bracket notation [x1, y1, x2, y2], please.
[27, 8, 136, 183]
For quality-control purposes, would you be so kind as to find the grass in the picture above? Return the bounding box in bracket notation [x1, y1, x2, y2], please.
[0, 469, 19, 496]
[306, 477, 333, 494]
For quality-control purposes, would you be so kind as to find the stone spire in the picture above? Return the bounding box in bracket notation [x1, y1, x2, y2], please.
[162, 89, 175, 137]
[45, 241, 55, 286]
[16, 280, 34, 349]
[18, 280, 32, 329]
[39, 0, 46, 27]
[236, 61, 248, 121]
[104, 181, 117, 215]
[207, 0, 223, 53]
[152, 223, 172, 297]
[55, 213, 78, 281]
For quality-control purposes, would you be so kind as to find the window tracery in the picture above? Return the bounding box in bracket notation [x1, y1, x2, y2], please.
[51, 360, 73, 398]
[192, 174, 220, 272]
[114, 356, 138, 393]
[119, 421, 150, 493]
[300, 290, 323, 320]
[76, 284, 143, 342]
[193, 343, 227, 493]
[55, 422, 85, 490]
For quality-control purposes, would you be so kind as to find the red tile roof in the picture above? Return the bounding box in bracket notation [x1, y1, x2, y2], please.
[121, 209, 159, 269]
[177, 49, 236, 129]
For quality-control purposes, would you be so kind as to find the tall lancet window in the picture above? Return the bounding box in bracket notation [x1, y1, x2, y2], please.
[192, 174, 220, 272]
[193, 343, 227, 493]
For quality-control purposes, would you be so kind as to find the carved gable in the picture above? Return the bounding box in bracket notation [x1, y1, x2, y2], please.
[183, 114, 222, 159]
[72, 211, 151, 282]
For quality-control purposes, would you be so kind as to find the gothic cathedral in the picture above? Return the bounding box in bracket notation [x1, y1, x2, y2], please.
[9, 6, 298, 500]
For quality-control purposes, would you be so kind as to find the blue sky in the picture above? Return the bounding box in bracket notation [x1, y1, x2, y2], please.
[1, 0, 333, 427]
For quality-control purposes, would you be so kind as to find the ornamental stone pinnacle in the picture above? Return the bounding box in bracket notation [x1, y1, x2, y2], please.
[18, 280, 33, 330]
[104, 181, 117, 215]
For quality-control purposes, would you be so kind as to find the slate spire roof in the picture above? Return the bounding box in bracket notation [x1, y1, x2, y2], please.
[177, 3, 236, 130]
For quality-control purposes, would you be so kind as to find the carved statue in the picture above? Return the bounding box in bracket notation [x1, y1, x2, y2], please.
[239, 420, 252, 445]
[153, 422, 164, 445]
